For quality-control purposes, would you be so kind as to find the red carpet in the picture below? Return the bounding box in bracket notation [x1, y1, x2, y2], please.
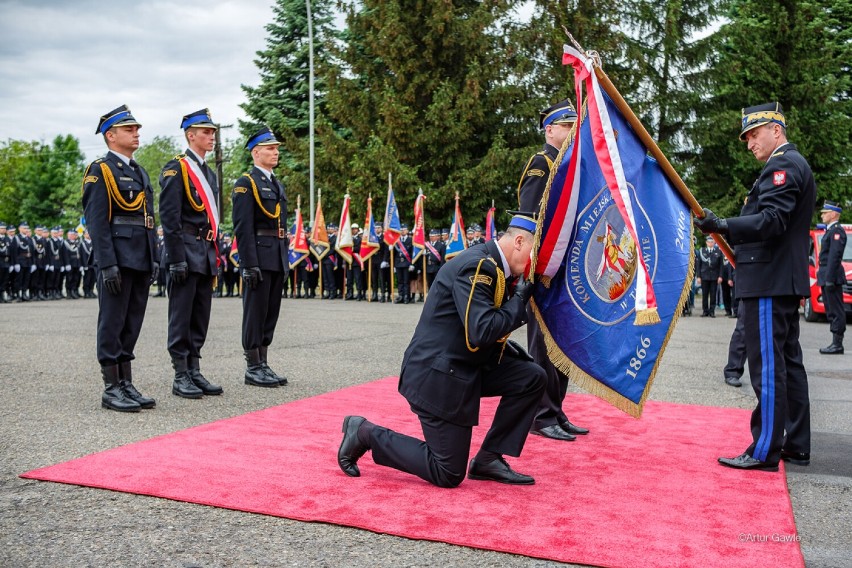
[22, 377, 803, 568]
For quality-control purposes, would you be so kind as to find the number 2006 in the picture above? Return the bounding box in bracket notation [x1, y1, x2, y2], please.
[625, 335, 652, 379]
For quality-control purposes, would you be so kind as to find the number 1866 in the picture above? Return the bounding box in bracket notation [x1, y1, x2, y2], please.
[625, 335, 652, 379]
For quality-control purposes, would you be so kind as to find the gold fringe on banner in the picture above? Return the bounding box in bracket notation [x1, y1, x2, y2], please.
[530, 224, 695, 418]
[634, 307, 660, 326]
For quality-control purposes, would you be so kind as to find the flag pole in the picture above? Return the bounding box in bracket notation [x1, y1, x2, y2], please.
[589, 62, 735, 266]
[388, 173, 396, 298]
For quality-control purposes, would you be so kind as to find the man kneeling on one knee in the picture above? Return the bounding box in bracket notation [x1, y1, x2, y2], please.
[338, 212, 546, 487]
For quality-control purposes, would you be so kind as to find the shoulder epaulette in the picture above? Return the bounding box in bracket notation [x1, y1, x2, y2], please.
[771, 150, 786, 158]
[174, 153, 186, 160]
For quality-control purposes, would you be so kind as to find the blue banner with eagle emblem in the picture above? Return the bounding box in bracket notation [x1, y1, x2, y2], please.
[532, 86, 693, 418]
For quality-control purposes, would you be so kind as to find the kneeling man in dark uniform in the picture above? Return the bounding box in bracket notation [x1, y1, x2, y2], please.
[338, 213, 546, 487]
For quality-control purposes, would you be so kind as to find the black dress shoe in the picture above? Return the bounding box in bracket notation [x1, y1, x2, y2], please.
[819, 343, 844, 355]
[724, 376, 742, 387]
[718, 452, 778, 472]
[780, 450, 810, 466]
[531, 424, 576, 441]
[467, 457, 534, 485]
[338, 416, 369, 477]
[560, 420, 589, 435]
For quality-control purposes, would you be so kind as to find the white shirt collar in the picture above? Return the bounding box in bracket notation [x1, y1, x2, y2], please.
[494, 240, 510, 278]
[109, 150, 132, 166]
[255, 165, 273, 179]
[188, 148, 205, 165]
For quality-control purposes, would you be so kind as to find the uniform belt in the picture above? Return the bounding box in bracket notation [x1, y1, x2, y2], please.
[183, 225, 215, 241]
[256, 229, 287, 239]
[112, 216, 146, 226]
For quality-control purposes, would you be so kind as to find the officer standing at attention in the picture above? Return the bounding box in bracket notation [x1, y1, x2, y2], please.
[0, 223, 10, 302]
[696, 102, 815, 470]
[159, 109, 224, 398]
[517, 99, 589, 441]
[80, 229, 97, 298]
[64, 229, 83, 299]
[394, 224, 413, 303]
[696, 236, 724, 317]
[82, 105, 158, 412]
[337, 213, 546, 487]
[817, 200, 846, 355]
[232, 127, 289, 388]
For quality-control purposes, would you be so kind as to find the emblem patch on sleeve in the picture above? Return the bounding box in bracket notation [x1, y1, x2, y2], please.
[835, 233, 842, 240]
[469, 274, 493, 286]
[772, 171, 786, 186]
[84, 175, 98, 183]
[163, 169, 178, 177]
[234, 186, 247, 194]
[526, 169, 546, 178]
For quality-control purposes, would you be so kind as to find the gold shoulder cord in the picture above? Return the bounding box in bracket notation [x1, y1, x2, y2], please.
[99, 162, 146, 222]
[178, 158, 205, 212]
[242, 173, 281, 219]
[464, 258, 489, 352]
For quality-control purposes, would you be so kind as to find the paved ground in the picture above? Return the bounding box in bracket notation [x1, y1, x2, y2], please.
[0, 295, 849, 567]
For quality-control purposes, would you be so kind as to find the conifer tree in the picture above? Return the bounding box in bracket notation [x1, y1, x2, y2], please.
[241, 0, 337, 206]
[689, 0, 851, 217]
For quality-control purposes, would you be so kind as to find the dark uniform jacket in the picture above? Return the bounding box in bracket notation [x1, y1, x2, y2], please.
[399, 240, 528, 427]
[80, 238, 94, 268]
[159, 151, 219, 275]
[0, 235, 10, 269]
[696, 246, 723, 280]
[48, 237, 65, 271]
[394, 235, 413, 268]
[817, 222, 847, 286]
[81, 151, 155, 272]
[726, 143, 816, 298]
[231, 166, 289, 273]
[518, 143, 559, 212]
[426, 240, 444, 274]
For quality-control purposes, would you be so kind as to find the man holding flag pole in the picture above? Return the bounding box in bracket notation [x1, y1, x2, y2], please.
[159, 109, 224, 399]
[383, 173, 402, 300]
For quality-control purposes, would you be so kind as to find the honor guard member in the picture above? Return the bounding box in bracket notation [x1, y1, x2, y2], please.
[517, 99, 589, 441]
[64, 229, 83, 298]
[394, 224, 413, 303]
[425, 228, 443, 290]
[696, 236, 723, 317]
[80, 229, 97, 298]
[817, 200, 846, 354]
[369, 224, 390, 302]
[232, 126, 289, 388]
[47, 226, 66, 299]
[0, 223, 10, 302]
[32, 226, 48, 300]
[82, 105, 158, 412]
[159, 109, 224, 398]
[337, 212, 546, 487]
[696, 102, 816, 470]
[153, 225, 166, 296]
[13, 222, 34, 301]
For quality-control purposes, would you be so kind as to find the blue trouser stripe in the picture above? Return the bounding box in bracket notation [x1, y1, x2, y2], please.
[754, 297, 774, 461]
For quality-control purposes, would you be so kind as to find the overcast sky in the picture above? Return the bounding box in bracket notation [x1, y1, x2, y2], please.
[0, 0, 275, 159]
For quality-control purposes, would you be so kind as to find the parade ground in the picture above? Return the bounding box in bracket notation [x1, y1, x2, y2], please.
[1, 296, 850, 567]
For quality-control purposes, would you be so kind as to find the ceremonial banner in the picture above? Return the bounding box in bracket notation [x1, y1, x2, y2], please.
[444, 192, 467, 259]
[288, 201, 309, 269]
[383, 174, 402, 247]
[359, 196, 380, 267]
[532, 47, 692, 417]
[411, 189, 426, 262]
[485, 206, 497, 241]
[309, 194, 330, 261]
[335, 194, 354, 264]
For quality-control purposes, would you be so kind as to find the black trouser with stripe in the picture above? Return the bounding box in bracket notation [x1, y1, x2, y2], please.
[742, 296, 810, 464]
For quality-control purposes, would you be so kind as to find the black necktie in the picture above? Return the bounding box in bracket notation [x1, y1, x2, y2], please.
[129, 159, 139, 171]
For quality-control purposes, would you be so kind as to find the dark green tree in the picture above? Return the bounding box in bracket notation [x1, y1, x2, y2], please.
[240, 0, 338, 208]
[15, 135, 86, 228]
[320, 0, 540, 230]
[689, 0, 852, 219]
[0, 140, 38, 224]
[622, 0, 725, 160]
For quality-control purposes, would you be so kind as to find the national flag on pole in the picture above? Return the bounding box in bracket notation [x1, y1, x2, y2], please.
[411, 188, 426, 262]
[530, 45, 692, 417]
[230, 236, 240, 266]
[335, 194, 354, 264]
[309, 193, 330, 261]
[359, 195, 380, 266]
[484, 206, 497, 241]
[444, 192, 467, 259]
[288, 198, 309, 269]
[383, 173, 402, 246]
